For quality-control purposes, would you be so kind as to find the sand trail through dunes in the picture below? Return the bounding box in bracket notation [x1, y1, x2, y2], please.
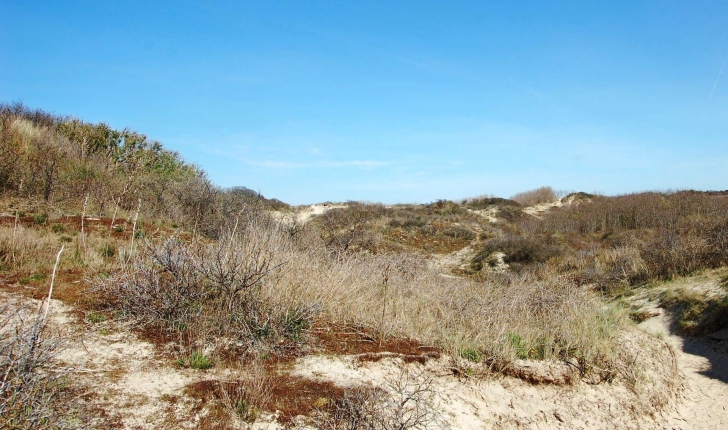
[640, 310, 728, 429]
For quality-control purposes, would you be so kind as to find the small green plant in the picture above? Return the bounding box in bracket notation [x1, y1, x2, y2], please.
[171, 223, 179, 228]
[86, 312, 107, 324]
[508, 333, 530, 359]
[253, 325, 272, 340]
[33, 213, 48, 225]
[59, 235, 73, 243]
[459, 347, 482, 362]
[51, 223, 66, 233]
[114, 225, 124, 233]
[235, 398, 250, 418]
[20, 273, 47, 284]
[134, 229, 146, 239]
[99, 329, 110, 336]
[176, 352, 214, 370]
[100, 243, 116, 258]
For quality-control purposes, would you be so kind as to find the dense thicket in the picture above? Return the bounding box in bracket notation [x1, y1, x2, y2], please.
[0, 103, 287, 237]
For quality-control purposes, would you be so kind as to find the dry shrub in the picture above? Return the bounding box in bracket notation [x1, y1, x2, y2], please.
[471, 235, 560, 272]
[520, 191, 728, 283]
[530, 191, 728, 235]
[185, 363, 272, 424]
[0, 299, 68, 429]
[317, 365, 442, 429]
[558, 245, 649, 295]
[316, 204, 386, 255]
[98, 214, 315, 355]
[511, 186, 558, 207]
[640, 231, 713, 280]
[462, 196, 521, 210]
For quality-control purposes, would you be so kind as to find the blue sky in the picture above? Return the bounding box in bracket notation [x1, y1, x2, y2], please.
[2, 1, 727, 204]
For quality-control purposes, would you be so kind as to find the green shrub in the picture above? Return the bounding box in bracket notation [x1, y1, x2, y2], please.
[86, 312, 107, 324]
[33, 213, 47, 225]
[20, 273, 46, 284]
[508, 333, 529, 359]
[459, 348, 482, 362]
[176, 352, 214, 370]
[428, 200, 464, 215]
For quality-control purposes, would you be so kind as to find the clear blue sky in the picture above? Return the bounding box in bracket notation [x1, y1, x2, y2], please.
[2, 1, 727, 204]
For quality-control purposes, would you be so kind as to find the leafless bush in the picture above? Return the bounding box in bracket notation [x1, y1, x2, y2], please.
[317, 365, 442, 430]
[98, 215, 311, 353]
[0, 300, 67, 429]
[529, 191, 728, 235]
[640, 231, 713, 280]
[511, 186, 558, 207]
[316, 205, 385, 255]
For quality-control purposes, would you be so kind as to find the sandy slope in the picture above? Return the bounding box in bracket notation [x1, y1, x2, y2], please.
[270, 203, 348, 226]
[640, 310, 728, 429]
[292, 327, 679, 429]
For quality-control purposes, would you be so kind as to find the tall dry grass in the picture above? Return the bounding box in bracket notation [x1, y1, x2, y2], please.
[271, 248, 622, 370]
[511, 186, 559, 207]
[101, 211, 626, 374]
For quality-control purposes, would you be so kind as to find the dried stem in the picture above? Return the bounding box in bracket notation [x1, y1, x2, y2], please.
[380, 264, 390, 347]
[10, 180, 23, 266]
[80, 193, 89, 251]
[127, 198, 141, 266]
[42, 245, 65, 320]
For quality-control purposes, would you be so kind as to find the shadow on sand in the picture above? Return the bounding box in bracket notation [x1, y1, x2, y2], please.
[670, 320, 728, 384]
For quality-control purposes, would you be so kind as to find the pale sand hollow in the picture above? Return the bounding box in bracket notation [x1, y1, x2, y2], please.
[270, 203, 349, 226]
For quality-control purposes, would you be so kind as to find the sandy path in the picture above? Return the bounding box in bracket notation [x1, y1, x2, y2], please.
[295, 203, 348, 223]
[640, 310, 728, 429]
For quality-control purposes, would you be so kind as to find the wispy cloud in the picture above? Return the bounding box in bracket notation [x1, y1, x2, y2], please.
[709, 58, 727, 100]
